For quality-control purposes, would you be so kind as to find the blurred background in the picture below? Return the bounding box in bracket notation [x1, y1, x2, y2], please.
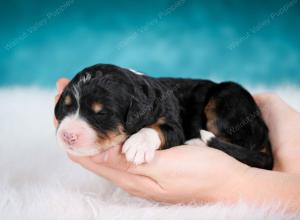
[1, 0, 300, 87]
[0, 1, 300, 217]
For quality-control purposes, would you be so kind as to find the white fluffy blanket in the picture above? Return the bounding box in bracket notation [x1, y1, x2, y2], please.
[0, 87, 300, 220]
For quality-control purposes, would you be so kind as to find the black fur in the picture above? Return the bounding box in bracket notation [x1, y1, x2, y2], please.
[55, 64, 273, 169]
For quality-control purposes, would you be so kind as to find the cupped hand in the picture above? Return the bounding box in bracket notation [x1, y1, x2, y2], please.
[69, 143, 249, 203]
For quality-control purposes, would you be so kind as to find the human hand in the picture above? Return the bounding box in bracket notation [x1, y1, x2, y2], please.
[254, 93, 300, 173]
[69, 144, 249, 203]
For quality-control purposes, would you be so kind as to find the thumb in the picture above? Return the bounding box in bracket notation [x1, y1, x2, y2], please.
[56, 78, 70, 94]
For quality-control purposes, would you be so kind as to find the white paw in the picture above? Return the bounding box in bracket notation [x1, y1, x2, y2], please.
[122, 128, 161, 165]
[185, 138, 203, 146]
[200, 130, 215, 144]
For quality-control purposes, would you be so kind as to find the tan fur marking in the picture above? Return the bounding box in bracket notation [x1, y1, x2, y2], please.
[260, 146, 267, 153]
[148, 117, 166, 149]
[91, 102, 103, 113]
[96, 125, 128, 151]
[204, 99, 219, 135]
[204, 99, 231, 143]
[259, 143, 271, 154]
[64, 95, 72, 105]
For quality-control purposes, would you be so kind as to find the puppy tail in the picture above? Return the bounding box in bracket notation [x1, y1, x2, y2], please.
[200, 130, 273, 170]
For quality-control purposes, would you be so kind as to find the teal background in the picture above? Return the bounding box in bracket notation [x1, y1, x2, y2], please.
[1, 0, 300, 87]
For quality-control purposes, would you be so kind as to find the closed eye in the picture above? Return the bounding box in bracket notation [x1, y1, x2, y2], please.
[96, 110, 107, 116]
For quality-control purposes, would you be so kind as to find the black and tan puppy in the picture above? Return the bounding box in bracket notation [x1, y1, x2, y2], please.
[55, 64, 273, 169]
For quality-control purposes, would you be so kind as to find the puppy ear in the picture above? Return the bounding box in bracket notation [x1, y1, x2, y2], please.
[125, 96, 152, 133]
[54, 94, 64, 122]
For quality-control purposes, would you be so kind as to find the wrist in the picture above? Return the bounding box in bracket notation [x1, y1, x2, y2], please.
[217, 167, 300, 211]
[223, 167, 262, 203]
[218, 166, 271, 204]
[210, 163, 252, 203]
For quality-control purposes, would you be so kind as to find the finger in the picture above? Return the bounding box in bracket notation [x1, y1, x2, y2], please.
[56, 78, 70, 93]
[68, 153, 134, 182]
[69, 154, 164, 198]
[54, 78, 70, 128]
[89, 146, 155, 177]
[90, 146, 132, 171]
[53, 117, 58, 128]
[90, 146, 163, 178]
[127, 145, 197, 177]
[253, 94, 264, 107]
[54, 79, 69, 105]
[54, 94, 60, 103]
[126, 150, 169, 177]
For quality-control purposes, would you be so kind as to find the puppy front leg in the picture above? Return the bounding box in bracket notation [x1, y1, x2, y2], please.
[122, 127, 162, 165]
[122, 119, 184, 165]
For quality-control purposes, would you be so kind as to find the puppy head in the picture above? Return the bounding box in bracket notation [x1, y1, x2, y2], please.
[55, 70, 131, 156]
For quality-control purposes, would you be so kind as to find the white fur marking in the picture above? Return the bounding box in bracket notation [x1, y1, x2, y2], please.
[72, 84, 80, 102]
[200, 130, 215, 144]
[129, 68, 144, 75]
[81, 73, 91, 83]
[122, 128, 161, 164]
[57, 114, 100, 156]
[185, 138, 204, 146]
[71, 73, 91, 119]
[71, 85, 80, 119]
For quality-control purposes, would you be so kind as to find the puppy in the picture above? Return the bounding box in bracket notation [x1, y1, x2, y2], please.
[55, 64, 273, 169]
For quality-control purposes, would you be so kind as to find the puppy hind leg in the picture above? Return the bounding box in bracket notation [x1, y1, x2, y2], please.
[185, 138, 203, 146]
[185, 130, 215, 146]
[200, 130, 273, 170]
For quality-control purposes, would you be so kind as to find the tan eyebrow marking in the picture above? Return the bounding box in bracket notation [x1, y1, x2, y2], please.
[91, 102, 103, 113]
[64, 95, 72, 105]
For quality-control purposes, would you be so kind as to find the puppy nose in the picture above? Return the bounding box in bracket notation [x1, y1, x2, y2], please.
[62, 131, 78, 145]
